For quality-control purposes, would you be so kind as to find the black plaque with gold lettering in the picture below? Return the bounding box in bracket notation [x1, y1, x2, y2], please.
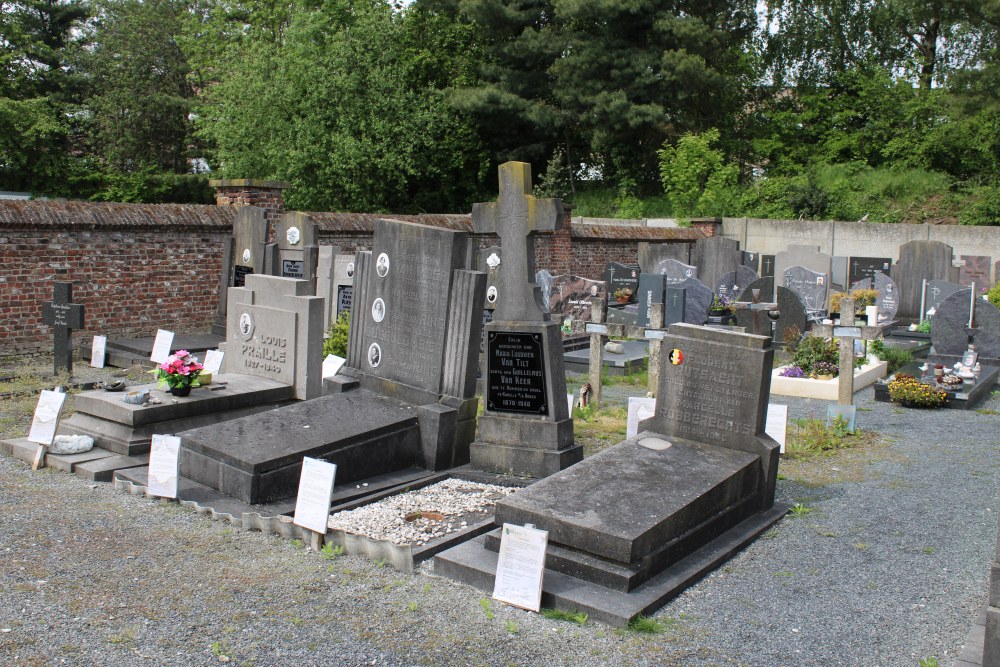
[233, 265, 253, 287]
[487, 331, 548, 415]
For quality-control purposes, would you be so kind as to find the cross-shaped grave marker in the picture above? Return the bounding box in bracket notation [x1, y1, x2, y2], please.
[472, 162, 563, 322]
[42, 282, 85, 377]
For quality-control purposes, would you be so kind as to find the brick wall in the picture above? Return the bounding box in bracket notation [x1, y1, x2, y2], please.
[0, 201, 234, 358]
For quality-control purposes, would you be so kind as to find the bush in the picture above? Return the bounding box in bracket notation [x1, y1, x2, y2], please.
[887, 373, 947, 408]
[323, 310, 350, 358]
[869, 339, 913, 374]
[829, 288, 879, 313]
[987, 285, 1000, 310]
[791, 336, 839, 375]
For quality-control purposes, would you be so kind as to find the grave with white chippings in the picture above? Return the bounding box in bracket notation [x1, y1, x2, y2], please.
[436, 323, 787, 626]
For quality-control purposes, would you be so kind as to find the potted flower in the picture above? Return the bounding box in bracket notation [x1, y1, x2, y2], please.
[152, 350, 204, 397]
[613, 287, 634, 304]
[887, 373, 947, 408]
[811, 361, 838, 380]
[779, 365, 807, 378]
[708, 294, 737, 325]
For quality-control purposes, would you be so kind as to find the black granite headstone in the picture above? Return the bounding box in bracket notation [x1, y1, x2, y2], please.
[741, 251, 759, 272]
[848, 257, 893, 287]
[674, 277, 714, 325]
[664, 286, 686, 326]
[927, 280, 968, 317]
[486, 331, 549, 415]
[233, 265, 253, 288]
[717, 265, 759, 301]
[603, 262, 640, 301]
[760, 255, 776, 279]
[931, 291, 1000, 359]
[783, 265, 829, 313]
[851, 271, 899, 320]
[636, 273, 667, 327]
[42, 282, 85, 376]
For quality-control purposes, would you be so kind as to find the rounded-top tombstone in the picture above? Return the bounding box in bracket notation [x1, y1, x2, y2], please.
[717, 265, 759, 301]
[675, 277, 714, 325]
[736, 277, 807, 343]
[931, 292, 1000, 360]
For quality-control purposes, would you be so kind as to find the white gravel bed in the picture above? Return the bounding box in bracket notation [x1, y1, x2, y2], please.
[329, 479, 516, 546]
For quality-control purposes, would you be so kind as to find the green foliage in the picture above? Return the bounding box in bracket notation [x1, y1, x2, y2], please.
[917, 320, 932, 334]
[918, 657, 940, 667]
[658, 129, 739, 218]
[790, 337, 839, 375]
[478, 597, 495, 620]
[541, 608, 588, 625]
[627, 615, 667, 634]
[988, 286, 1000, 310]
[786, 418, 858, 459]
[789, 502, 814, 517]
[320, 543, 344, 560]
[868, 340, 913, 374]
[323, 310, 351, 359]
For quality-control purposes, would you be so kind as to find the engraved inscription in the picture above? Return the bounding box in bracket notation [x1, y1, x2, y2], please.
[487, 332, 548, 414]
[663, 353, 756, 442]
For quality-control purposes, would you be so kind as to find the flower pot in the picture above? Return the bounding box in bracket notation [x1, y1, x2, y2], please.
[813, 373, 835, 381]
[616, 297, 631, 304]
[170, 385, 192, 397]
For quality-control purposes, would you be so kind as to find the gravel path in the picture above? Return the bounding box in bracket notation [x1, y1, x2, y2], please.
[1, 384, 998, 666]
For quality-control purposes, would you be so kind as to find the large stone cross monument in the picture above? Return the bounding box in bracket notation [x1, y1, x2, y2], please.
[469, 162, 583, 478]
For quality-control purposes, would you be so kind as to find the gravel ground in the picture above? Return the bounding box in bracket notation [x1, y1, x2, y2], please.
[1, 375, 998, 666]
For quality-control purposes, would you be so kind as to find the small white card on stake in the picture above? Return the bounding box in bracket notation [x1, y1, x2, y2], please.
[626, 396, 657, 439]
[150, 329, 175, 364]
[765, 404, 788, 454]
[90, 335, 107, 369]
[293, 457, 337, 534]
[322, 354, 346, 379]
[202, 349, 225, 375]
[493, 523, 548, 612]
[148, 434, 181, 498]
[566, 393, 575, 414]
[27, 389, 66, 445]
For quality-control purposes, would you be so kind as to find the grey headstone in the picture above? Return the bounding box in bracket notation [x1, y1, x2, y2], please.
[221, 273, 324, 401]
[273, 212, 319, 287]
[831, 256, 849, 292]
[736, 277, 808, 344]
[960, 255, 993, 288]
[931, 291, 1000, 359]
[603, 262, 640, 301]
[692, 237, 740, 296]
[478, 245, 502, 311]
[333, 255, 354, 319]
[774, 245, 831, 293]
[213, 206, 269, 335]
[654, 258, 699, 285]
[315, 246, 344, 328]
[546, 274, 607, 321]
[741, 251, 759, 272]
[636, 273, 667, 328]
[927, 280, 968, 317]
[891, 240, 957, 319]
[851, 272, 899, 320]
[783, 265, 830, 314]
[717, 265, 759, 301]
[638, 242, 691, 272]
[848, 256, 893, 287]
[664, 286, 686, 326]
[674, 277, 713, 325]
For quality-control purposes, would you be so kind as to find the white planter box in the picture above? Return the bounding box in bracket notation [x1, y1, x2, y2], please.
[770, 357, 888, 400]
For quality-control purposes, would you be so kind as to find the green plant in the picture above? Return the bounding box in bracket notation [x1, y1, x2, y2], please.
[407, 601, 418, 612]
[320, 543, 344, 560]
[786, 418, 859, 458]
[323, 310, 351, 358]
[918, 658, 940, 667]
[789, 502, 813, 517]
[627, 614, 667, 634]
[916, 320, 931, 334]
[987, 285, 1000, 310]
[479, 597, 495, 620]
[573, 402, 597, 422]
[829, 288, 879, 314]
[783, 323, 802, 352]
[541, 609, 588, 625]
[811, 361, 839, 378]
[887, 374, 947, 408]
[290, 538, 304, 549]
[868, 340, 913, 374]
[791, 336, 838, 375]
[504, 620, 519, 634]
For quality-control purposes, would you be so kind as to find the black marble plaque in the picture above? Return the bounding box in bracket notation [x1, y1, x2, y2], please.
[603, 262, 640, 301]
[760, 254, 776, 278]
[282, 259, 304, 279]
[741, 251, 759, 272]
[848, 257, 892, 287]
[233, 265, 253, 288]
[336, 285, 353, 317]
[487, 331, 548, 415]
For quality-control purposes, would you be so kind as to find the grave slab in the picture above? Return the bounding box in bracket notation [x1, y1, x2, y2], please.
[874, 362, 999, 410]
[74, 452, 149, 482]
[80, 333, 223, 369]
[46, 448, 115, 473]
[563, 340, 647, 376]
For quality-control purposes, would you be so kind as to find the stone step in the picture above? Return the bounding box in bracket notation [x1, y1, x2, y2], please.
[75, 453, 150, 482]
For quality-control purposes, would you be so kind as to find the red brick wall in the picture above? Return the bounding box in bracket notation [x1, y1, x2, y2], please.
[0, 202, 233, 358]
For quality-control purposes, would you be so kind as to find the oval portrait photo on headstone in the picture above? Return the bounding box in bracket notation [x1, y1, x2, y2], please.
[367, 342, 382, 368]
[346, 262, 354, 278]
[376, 252, 390, 278]
[371, 297, 386, 323]
[487, 286, 498, 303]
[286, 226, 300, 245]
[238, 312, 255, 340]
[242, 248, 251, 264]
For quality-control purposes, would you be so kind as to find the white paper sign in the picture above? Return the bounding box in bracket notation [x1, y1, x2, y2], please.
[150, 329, 175, 364]
[627, 396, 657, 439]
[27, 389, 67, 445]
[766, 404, 788, 454]
[493, 523, 548, 612]
[322, 354, 347, 379]
[293, 457, 337, 534]
[148, 434, 181, 498]
[202, 349, 224, 375]
[90, 335, 107, 369]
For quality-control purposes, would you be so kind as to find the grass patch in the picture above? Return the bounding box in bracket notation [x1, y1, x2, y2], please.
[541, 608, 588, 625]
[976, 408, 999, 415]
[572, 404, 629, 457]
[789, 502, 813, 518]
[785, 417, 858, 459]
[479, 597, 495, 620]
[779, 423, 894, 486]
[626, 614, 667, 634]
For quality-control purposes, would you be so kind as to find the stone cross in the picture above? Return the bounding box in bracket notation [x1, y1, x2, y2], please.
[472, 162, 564, 322]
[42, 282, 85, 377]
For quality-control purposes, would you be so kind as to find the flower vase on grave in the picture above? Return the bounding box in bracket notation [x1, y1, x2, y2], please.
[170, 385, 192, 397]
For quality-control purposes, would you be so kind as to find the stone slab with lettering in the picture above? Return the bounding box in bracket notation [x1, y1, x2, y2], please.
[545, 274, 607, 321]
[851, 272, 899, 320]
[692, 237, 740, 296]
[735, 277, 807, 343]
[273, 211, 319, 285]
[774, 245, 831, 298]
[926, 280, 969, 318]
[603, 262, 640, 302]
[783, 265, 829, 314]
[213, 206, 269, 336]
[638, 242, 691, 273]
[848, 257, 893, 288]
[717, 265, 759, 302]
[334, 255, 354, 319]
[653, 258, 698, 286]
[891, 240, 958, 319]
[960, 255, 993, 288]
[931, 291, 1000, 360]
[435, 324, 785, 624]
[221, 273, 324, 401]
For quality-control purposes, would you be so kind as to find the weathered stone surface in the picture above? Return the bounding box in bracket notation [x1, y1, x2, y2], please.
[932, 291, 1000, 359]
[272, 211, 319, 285]
[717, 266, 759, 301]
[180, 391, 420, 504]
[674, 277, 713, 325]
[783, 265, 829, 314]
[692, 237, 740, 295]
[741, 251, 759, 272]
[214, 206, 268, 335]
[891, 240, 958, 319]
[638, 242, 691, 273]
